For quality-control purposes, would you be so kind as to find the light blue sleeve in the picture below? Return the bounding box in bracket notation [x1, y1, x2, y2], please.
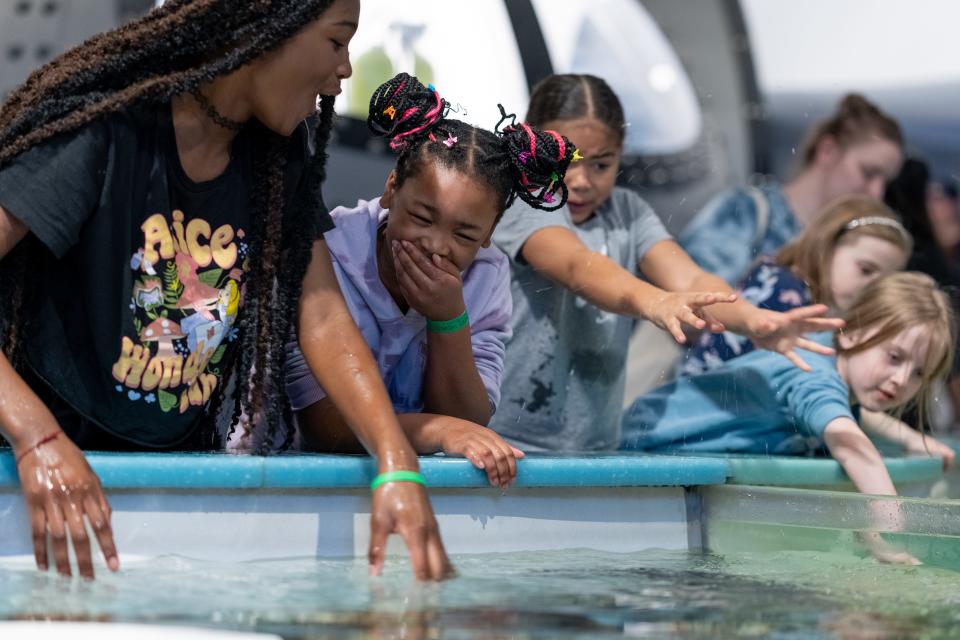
[678, 187, 760, 285]
[622, 342, 852, 453]
[620, 360, 775, 451]
[773, 351, 855, 438]
[620, 378, 698, 450]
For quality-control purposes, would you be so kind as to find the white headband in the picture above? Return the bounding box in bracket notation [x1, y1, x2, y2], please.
[844, 216, 911, 243]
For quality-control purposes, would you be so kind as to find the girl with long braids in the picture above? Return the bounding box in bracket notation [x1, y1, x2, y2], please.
[0, 0, 451, 581]
[284, 73, 576, 489]
[489, 74, 843, 453]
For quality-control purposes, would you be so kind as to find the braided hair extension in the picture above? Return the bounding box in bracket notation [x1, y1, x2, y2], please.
[0, 0, 340, 450]
[367, 73, 578, 216]
[220, 98, 336, 453]
[495, 106, 576, 212]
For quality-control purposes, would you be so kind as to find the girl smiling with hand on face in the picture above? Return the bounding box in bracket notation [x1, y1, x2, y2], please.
[284, 73, 577, 489]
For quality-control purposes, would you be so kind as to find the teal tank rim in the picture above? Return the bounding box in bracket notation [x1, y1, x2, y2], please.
[0, 451, 727, 489]
[720, 453, 943, 485]
[0, 450, 942, 490]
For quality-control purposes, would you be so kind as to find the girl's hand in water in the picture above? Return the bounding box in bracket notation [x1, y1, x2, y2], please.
[15, 431, 119, 579]
[746, 304, 845, 371]
[368, 479, 455, 581]
[857, 531, 922, 566]
[644, 291, 734, 344]
[392, 240, 466, 322]
[437, 419, 524, 489]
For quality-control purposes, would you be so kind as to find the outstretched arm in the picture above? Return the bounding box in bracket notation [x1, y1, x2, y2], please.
[520, 227, 734, 343]
[823, 417, 919, 565]
[298, 239, 452, 580]
[824, 417, 898, 496]
[298, 399, 522, 489]
[859, 409, 955, 470]
[0, 204, 118, 579]
[639, 240, 844, 371]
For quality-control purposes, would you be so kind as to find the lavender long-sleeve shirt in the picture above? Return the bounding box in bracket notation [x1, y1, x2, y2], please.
[285, 198, 512, 415]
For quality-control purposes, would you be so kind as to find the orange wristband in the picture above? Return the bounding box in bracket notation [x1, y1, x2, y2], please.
[15, 431, 60, 465]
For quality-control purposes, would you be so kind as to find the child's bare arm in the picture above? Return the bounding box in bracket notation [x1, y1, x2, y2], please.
[639, 239, 844, 370]
[399, 413, 523, 490]
[641, 240, 842, 335]
[299, 239, 451, 580]
[0, 204, 118, 579]
[298, 399, 521, 488]
[824, 417, 898, 497]
[859, 409, 916, 446]
[520, 227, 734, 342]
[824, 417, 920, 565]
[423, 324, 492, 424]
[860, 409, 955, 470]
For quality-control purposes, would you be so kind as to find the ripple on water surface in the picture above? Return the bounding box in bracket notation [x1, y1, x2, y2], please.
[1, 549, 960, 638]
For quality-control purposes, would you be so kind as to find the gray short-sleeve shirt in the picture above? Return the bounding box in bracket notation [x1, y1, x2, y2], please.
[489, 187, 671, 451]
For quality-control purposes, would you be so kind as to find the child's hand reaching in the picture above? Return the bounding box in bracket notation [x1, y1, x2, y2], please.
[746, 304, 845, 371]
[392, 239, 466, 322]
[437, 418, 525, 490]
[643, 291, 735, 344]
[904, 434, 956, 470]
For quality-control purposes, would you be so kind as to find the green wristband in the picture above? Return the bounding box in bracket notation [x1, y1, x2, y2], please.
[370, 470, 427, 491]
[426, 310, 469, 333]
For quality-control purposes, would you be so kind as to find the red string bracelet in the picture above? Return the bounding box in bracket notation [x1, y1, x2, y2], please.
[15, 431, 60, 465]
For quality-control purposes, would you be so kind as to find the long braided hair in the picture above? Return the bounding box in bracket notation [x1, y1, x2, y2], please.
[0, 0, 340, 449]
[367, 72, 577, 217]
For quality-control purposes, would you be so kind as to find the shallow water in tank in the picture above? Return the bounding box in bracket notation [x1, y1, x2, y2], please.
[2, 545, 960, 639]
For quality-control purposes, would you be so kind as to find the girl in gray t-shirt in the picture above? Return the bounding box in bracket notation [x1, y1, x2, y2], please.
[490, 74, 842, 452]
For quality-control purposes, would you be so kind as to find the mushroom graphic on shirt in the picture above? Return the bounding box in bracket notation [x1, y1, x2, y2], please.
[139, 317, 185, 359]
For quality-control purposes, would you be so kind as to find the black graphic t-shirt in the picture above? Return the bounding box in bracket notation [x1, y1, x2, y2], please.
[0, 103, 333, 446]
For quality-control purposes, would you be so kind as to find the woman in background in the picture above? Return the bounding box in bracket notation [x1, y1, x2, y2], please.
[681, 94, 903, 286]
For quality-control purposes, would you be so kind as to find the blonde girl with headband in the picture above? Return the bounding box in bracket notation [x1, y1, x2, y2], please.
[683, 195, 913, 375]
[682, 94, 904, 286]
[623, 271, 957, 563]
[283, 74, 577, 488]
